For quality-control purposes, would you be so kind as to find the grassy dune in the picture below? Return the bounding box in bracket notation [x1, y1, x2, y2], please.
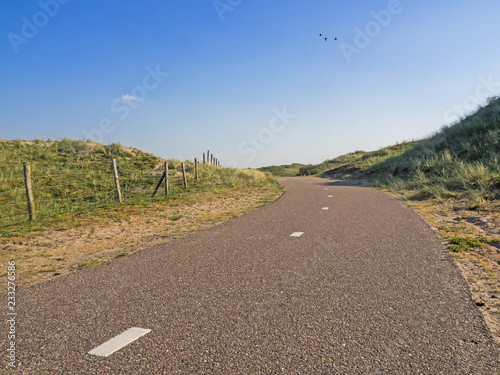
[0, 139, 165, 226]
[258, 163, 306, 177]
[262, 99, 499, 202]
[0, 138, 280, 232]
[366, 100, 500, 201]
[0, 139, 283, 290]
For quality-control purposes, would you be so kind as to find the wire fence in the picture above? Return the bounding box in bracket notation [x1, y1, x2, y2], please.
[0, 154, 219, 228]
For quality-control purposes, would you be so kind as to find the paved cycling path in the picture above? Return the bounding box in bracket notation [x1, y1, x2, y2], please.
[9, 177, 499, 373]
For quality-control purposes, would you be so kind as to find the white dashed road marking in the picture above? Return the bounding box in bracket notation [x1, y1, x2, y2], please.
[88, 327, 151, 357]
[328, 195, 333, 198]
[290, 232, 304, 237]
[322, 207, 329, 210]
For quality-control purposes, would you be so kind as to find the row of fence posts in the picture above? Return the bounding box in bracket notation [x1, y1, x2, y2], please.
[21, 150, 222, 222]
[203, 149, 221, 168]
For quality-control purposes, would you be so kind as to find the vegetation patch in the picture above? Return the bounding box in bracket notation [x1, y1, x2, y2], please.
[447, 236, 483, 252]
[77, 259, 101, 269]
[258, 163, 306, 177]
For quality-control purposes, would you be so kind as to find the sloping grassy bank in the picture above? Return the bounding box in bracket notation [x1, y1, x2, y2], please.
[0, 138, 185, 225]
[366, 100, 500, 202]
[263, 99, 499, 202]
[258, 163, 306, 177]
[0, 139, 283, 291]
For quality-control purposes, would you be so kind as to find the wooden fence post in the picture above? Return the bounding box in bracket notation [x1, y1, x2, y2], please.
[207, 150, 210, 166]
[165, 161, 169, 195]
[23, 162, 35, 221]
[203, 153, 206, 166]
[112, 159, 122, 203]
[181, 162, 188, 188]
[151, 168, 166, 198]
[194, 158, 198, 180]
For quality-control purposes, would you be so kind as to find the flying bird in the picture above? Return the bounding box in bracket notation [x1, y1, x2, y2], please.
[319, 34, 337, 41]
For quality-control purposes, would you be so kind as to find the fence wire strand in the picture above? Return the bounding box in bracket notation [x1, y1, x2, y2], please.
[0, 159, 198, 227]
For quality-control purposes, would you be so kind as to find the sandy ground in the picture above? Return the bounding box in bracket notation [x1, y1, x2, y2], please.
[0, 187, 282, 293]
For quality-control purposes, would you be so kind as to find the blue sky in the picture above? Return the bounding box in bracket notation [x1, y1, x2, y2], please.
[1, 1, 500, 168]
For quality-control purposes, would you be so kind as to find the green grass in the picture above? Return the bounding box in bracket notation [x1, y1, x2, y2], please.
[316, 142, 416, 179]
[447, 236, 483, 252]
[366, 100, 500, 200]
[259, 144, 415, 178]
[0, 138, 166, 225]
[258, 163, 306, 177]
[445, 235, 500, 253]
[77, 259, 101, 269]
[0, 138, 281, 231]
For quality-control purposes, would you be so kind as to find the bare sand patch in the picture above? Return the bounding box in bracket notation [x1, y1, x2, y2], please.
[0, 187, 282, 292]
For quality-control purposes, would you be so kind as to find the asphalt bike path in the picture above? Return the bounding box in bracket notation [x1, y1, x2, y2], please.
[7, 177, 499, 373]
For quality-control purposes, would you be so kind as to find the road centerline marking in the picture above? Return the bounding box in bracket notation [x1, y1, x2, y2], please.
[88, 327, 151, 357]
[322, 207, 329, 210]
[290, 232, 304, 237]
[328, 195, 333, 198]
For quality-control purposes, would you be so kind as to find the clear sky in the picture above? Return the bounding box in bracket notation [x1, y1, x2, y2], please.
[1, 1, 499, 168]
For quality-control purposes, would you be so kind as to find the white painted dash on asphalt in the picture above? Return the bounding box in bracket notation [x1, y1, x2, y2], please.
[328, 195, 333, 198]
[290, 232, 304, 237]
[88, 327, 151, 357]
[324, 188, 328, 190]
[322, 207, 329, 210]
